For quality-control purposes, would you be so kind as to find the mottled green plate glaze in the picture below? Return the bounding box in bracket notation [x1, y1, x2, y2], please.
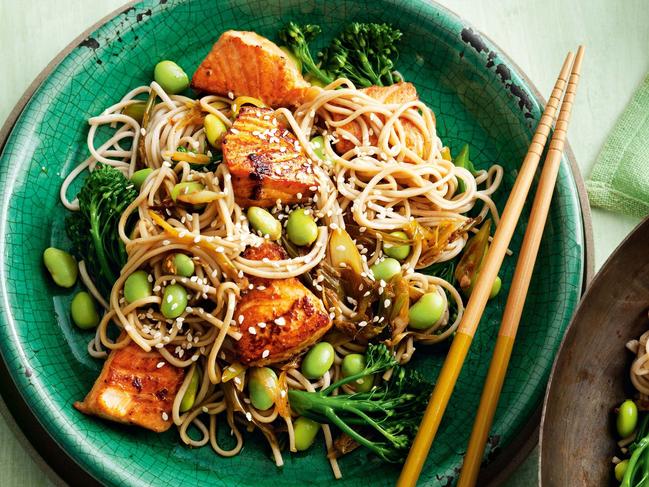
[0, 1, 588, 486]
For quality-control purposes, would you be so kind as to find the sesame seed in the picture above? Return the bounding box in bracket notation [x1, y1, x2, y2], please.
[248, 326, 257, 335]
[274, 317, 286, 326]
[156, 361, 165, 368]
[162, 412, 169, 421]
[245, 412, 252, 421]
[262, 350, 270, 358]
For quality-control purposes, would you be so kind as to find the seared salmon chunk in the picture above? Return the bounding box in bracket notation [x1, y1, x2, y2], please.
[235, 242, 331, 365]
[74, 340, 185, 433]
[222, 106, 318, 207]
[192, 30, 310, 107]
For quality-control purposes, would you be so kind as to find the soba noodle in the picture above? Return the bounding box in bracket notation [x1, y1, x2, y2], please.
[61, 78, 503, 477]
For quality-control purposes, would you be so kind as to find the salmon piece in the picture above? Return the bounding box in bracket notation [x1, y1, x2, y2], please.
[235, 242, 331, 366]
[334, 82, 426, 159]
[192, 30, 311, 107]
[222, 106, 318, 207]
[74, 340, 185, 433]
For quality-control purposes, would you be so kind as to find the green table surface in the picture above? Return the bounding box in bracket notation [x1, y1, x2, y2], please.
[0, 0, 645, 485]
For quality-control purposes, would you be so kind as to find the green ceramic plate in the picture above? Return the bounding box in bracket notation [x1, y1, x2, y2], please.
[0, 1, 591, 486]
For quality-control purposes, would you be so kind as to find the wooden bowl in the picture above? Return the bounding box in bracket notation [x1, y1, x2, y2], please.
[540, 217, 649, 485]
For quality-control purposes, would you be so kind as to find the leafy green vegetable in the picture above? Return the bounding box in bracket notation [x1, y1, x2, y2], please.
[278, 22, 402, 88]
[66, 164, 137, 298]
[278, 22, 332, 85]
[454, 144, 478, 194]
[422, 259, 456, 284]
[621, 414, 649, 486]
[288, 343, 430, 462]
[319, 22, 402, 87]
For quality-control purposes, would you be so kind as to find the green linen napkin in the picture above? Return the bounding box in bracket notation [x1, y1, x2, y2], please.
[587, 74, 649, 218]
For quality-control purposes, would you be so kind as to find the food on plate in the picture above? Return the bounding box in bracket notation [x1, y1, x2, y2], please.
[610, 311, 649, 485]
[55, 22, 504, 478]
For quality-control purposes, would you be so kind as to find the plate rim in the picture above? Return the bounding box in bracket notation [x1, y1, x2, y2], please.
[0, 1, 595, 486]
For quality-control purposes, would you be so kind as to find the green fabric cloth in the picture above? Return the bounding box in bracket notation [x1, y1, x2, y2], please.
[587, 74, 649, 218]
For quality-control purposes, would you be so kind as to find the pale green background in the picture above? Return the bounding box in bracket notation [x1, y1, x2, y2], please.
[0, 0, 645, 485]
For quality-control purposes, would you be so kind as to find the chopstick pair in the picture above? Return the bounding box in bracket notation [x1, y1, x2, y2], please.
[397, 46, 585, 487]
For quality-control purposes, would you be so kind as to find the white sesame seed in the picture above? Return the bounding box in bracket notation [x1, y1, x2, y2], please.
[162, 412, 169, 421]
[274, 317, 286, 326]
[262, 349, 270, 358]
[248, 326, 257, 335]
[156, 361, 165, 368]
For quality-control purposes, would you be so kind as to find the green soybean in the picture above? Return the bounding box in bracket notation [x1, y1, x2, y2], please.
[154, 60, 189, 94]
[70, 291, 100, 329]
[615, 459, 629, 482]
[310, 135, 332, 164]
[122, 101, 146, 123]
[341, 353, 373, 393]
[370, 258, 401, 282]
[489, 275, 502, 299]
[248, 367, 279, 411]
[173, 254, 195, 277]
[180, 368, 200, 413]
[383, 231, 411, 261]
[171, 182, 204, 202]
[294, 416, 320, 451]
[204, 113, 228, 147]
[286, 209, 318, 246]
[408, 292, 445, 330]
[301, 342, 335, 379]
[130, 168, 153, 189]
[43, 247, 78, 288]
[247, 207, 282, 240]
[617, 399, 638, 438]
[161, 284, 188, 319]
[124, 270, 152, 304]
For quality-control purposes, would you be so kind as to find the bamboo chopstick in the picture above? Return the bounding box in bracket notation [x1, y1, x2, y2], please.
[457, 45, 584, 487]
[396, 50, 577, 487]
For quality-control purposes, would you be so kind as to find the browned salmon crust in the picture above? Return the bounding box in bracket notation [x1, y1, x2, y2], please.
[191, 30, 310, 107]
[74, 340, 185, 433]
[235, 242, 331, 366]
[222, 106, 318, 207]
[335, 82, 426, 158]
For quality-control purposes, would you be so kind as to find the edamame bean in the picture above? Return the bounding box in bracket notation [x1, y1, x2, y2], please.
[301, 342, 335, 379]
[286, 209, 318, 246]
[248, 367, 279, 410]
[341, 353, 373, 393]
[154, 60, 189, 94]
[70, 291, 100, 329]
[124, 270, 152, 304]
[122, 101, 146, 123]
[130, 168, 153, 189]
[43, 247, 78, 288]
[203, 114, 227, 147]
[383, 231, 411, 261]
[615, 459, 629, 482]
[294, 416, 320, 451]
[171, 182, 204, 202]
[489, 275, 502, 299]
[408, 292, 445, 330]
[171, 254, 195, 277]
[161, 284, 188, 319]
[310, 135, 332, 164]
[180, 368, 200, 413]
[247, 207, 282, 240]
[370, 258, 401, 282]
[617, 399, 638, 438]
